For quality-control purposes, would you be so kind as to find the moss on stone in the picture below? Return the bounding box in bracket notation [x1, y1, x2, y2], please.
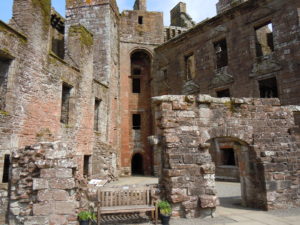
[32, 0, 51, 32]
[0, 110, 10, 116]
[0, 21, 27, 44]
[69, 25, 94, 47]
[224, 100, 238, 113]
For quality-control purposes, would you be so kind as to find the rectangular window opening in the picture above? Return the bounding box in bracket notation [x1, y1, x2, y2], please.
[255, 22, 274, 57]
[217, 89, 231, 98]
[60, 83, 72, 124]
[138, 16, 143, 24]
[220, 148, 236, 166]
[132, 114, 141, 130]
[2, 154, 10, 183]
[94, 98, 101, 131]
[83, 155, 91, 177]
[185, 54, 195, 80]
[214, 39, 228, 69]
[132, 78, 141, 93]
[0, 57, 12, 110]
[259, 77, 278, 98]
[51, 38, 65, 59]
[293, 112, 300, 128]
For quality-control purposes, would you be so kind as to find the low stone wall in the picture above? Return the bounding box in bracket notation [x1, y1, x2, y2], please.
[153, 95, 300, 217]
[9, 142, 80, 225]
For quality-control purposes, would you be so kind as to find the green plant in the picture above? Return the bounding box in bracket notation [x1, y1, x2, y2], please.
[78, 211, 96, 221]
[158, 200, 172, 216]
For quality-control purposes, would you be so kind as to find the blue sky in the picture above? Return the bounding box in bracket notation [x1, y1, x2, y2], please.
[0, 0, 218, 25]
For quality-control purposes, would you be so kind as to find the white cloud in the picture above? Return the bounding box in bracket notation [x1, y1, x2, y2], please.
[116, 0, 219, 25]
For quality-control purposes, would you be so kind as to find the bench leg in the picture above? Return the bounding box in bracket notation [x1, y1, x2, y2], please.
[155, 206, 158, 225]
[97, 204, 101, 225]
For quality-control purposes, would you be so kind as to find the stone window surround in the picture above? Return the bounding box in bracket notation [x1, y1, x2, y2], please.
[257, 75, 279, 98]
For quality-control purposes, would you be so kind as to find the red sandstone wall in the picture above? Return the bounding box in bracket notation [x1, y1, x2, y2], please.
[119, 7, 164, 175]
[153, 0, 300, 106]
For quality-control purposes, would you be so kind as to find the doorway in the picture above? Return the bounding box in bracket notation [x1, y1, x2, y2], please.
[131, 153, 144, 175]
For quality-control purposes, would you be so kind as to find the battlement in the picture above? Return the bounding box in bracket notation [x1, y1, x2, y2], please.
[170, 2, 195, 28]
[66, 0, 119, 12]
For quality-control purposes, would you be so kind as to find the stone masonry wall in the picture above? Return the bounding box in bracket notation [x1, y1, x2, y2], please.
[9, 142, 79, 225]
[65, 0, 121, 154]
[153, 0, 300, 106]
[119, 5, 164, 175]
[153, 95, 300, 217]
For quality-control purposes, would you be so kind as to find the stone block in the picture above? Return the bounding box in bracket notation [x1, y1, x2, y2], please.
[37, 190, 52, 201]
[55, 201, 76, 215]
[33, 179, 49, 190]
[33, 202, 54, 216]
[49, 214, 68, 225]
[52, 190, 69, 201]
[24, 216, 49, 225]
[40, 169, 56, 178]
[49, 178, 75, 189]
[199, 195, 219, 208]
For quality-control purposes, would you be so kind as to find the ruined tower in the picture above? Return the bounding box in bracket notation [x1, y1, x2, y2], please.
[134, 0, 147, 11]
[170, 2, 195, 28]
[119, 0, 164, 176]
[65, 0, 120, 150]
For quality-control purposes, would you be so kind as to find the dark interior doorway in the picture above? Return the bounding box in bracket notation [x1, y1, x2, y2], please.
[131, 153, 144, 175]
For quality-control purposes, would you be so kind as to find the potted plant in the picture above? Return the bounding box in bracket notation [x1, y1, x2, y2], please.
[157, 200, 172, 225]
[78, 211, 96, 225]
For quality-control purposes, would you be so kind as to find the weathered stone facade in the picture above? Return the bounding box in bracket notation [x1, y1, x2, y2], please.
[0, 0, 299, 223]
[153, 95, 300, 216]
[9, 142, 79, 225]
[153, 0, 300, 106]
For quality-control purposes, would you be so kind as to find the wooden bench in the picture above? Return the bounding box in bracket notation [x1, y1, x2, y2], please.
[97, 186, 158, 225]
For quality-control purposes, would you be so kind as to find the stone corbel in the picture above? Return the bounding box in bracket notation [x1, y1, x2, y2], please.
[209, 66, 234, 88]
[250, 54, 282, 77]
[182, 80, 200, 95]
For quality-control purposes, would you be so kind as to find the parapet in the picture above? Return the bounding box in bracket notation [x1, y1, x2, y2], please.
[216, 0, 249, 14]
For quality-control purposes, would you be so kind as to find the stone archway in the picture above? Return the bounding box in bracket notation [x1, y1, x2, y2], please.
[154, 94, 300, 217]
[207, 137, 259, 208]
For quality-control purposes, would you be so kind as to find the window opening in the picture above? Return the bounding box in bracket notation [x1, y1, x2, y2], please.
[2, 154, 10, 183]
[51, 13, 65, 59]
[255, 22, 274, 57]
[132, 78, 141, 93]
[0, 57, 11, 110]
[294, 112, 300, 128]
[259, 77, 278, 98]
[214, 39, 228, 69]
[132, 114, 141, 130]
[83, 155, 91, 177]
[131, 153, 144, 175]
[94, 98, 101, 131]
[60, 83, 72, 124]
[132, 68, 141, 76]
[185, 54, 195, 80]
[138, 16, 143, 24]
[217, 89, 231, 97]
[220, 148, 236, 166]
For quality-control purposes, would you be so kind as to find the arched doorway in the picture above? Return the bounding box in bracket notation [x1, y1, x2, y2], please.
[131, 153, 144, 175]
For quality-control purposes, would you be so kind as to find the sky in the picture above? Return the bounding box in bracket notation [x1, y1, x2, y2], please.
[0, 0, 218, 25]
